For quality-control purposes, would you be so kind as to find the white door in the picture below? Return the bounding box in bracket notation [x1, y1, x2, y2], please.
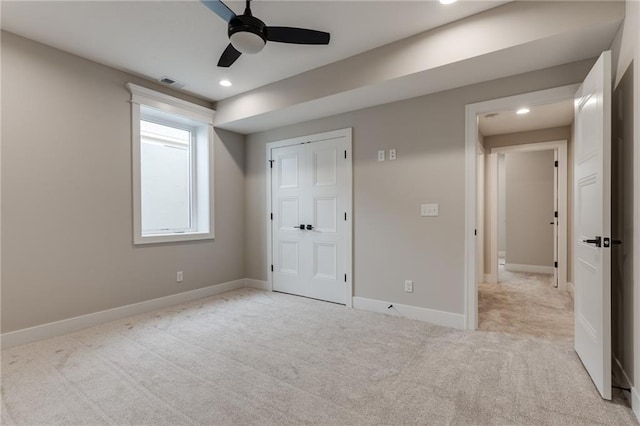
[271, 136, 350, 304]
[573, 50, 612, 400]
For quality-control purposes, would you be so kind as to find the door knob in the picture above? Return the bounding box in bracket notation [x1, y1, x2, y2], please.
[306, 224, 314, 230]
[583, 236, 602, 247]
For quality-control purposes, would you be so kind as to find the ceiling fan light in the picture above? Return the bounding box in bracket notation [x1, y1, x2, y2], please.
[230, 31, 266, 54]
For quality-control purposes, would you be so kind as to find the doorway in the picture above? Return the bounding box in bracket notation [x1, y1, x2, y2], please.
[465, 50, 614, 401]
[481, 139, 571, 339]
[266, 128, 353, 305]
[490, 140, 568, 291]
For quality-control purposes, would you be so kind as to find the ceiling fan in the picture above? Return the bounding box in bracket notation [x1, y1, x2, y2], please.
[202, 0, 331, 67]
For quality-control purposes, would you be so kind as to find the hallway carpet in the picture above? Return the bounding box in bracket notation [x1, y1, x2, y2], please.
[478, 270, 574, 339]
[2, 288, 636, 425]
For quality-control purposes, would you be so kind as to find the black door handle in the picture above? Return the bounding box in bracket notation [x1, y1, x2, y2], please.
[306, 224, 314, 230]
[583, 236, 602, 247]
[298, 224, 306, 230]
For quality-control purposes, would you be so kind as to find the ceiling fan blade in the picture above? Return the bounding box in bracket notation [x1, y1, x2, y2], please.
[218, 44, 242, 67]
[201, 0, 236, 23]
[265, 27, 330, 45]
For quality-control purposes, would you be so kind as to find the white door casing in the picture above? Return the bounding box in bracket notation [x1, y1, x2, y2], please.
[477, 144, 485, 283]
[573, 50, 612, 400]
[267, 129, 353, 306]
[465, 83, 581, 330]
[489, 141, 568, 290]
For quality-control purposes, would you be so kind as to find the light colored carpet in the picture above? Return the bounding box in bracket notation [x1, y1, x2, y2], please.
[478, 270, 574, 339]
[1, 288, 636, 425]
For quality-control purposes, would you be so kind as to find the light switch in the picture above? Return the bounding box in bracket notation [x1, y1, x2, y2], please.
[389, 149, 397, 160]
[378, 150, 385, 161]
[421, 204, 439, 217]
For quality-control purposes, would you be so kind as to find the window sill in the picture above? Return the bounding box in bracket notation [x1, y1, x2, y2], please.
[134, 231, 214, 245]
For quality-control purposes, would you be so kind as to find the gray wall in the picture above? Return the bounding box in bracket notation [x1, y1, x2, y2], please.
[504, 151, 555, 267]
[1, 32, 246, 333]
[482, 127, 572, 150]
[245, 59, 595, 315]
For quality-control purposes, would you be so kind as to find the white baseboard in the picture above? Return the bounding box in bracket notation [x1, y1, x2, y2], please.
[567, 281, 574, 298]
[633, 387, 640, 423]
[352, 297, 465, 330]
[1, 279, 246, 350]
[498, 251, 506, 257]
[504, 263, 554, 274]
[246, 278, 270, 291]
[613, 357, 640, 422]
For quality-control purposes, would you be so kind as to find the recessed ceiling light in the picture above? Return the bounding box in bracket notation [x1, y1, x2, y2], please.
[440, 0, 457, 4]
[516, 108, 530, 115]
[219, 80, 232, 87]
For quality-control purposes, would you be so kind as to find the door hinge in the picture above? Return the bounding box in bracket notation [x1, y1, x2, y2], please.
[271, 264, 274, 272]
[554, 160, 558, 167]
[344, 212, 347, 221]
[474, 229, 477, 236]
[554, 211, 558, 218]
[270, 213, 273, 220]
[554, 261, 558, 268]
[344, 150, 347, 159]
[344, 273, 347, 282]
[269, 160, 274, 168]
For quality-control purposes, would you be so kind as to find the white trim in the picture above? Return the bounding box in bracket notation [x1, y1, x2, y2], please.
[567, 281, 574, 298]
[246, 279, 270, 291]
[128, 85, 215, 245]
[498, 251, 506, 258]
[265, 128, 353, 307]
[352, 297, 465, 330]
[613, 357, 640, 421]
[490, 140, 568, 291]
[126, 83, 214, 124]
[465, 84, 579, 330]
[0, 279, 246, 349]
[504, 263, 554, 274]
[614, 357, 632, 396]
[633, 388, 640, 423]
[487, 153, 499, 285]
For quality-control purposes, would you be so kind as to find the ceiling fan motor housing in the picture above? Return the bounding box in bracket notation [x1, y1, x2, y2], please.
[228, 15, 266, 54]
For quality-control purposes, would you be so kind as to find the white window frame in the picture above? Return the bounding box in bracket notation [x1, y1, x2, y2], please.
[127, 83, 215, 245]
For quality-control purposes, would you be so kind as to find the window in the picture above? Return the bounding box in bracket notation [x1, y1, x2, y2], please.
[127, 83, 214, 244]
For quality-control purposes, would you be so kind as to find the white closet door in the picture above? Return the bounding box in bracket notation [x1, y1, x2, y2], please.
[271, 144, 308, 297]
[305, 139, 347, 304]
[271, 136, 349, 304]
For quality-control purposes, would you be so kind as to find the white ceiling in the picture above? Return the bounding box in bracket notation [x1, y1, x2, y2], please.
[478, 99, 575, 137]
[0, 0, 509, 102]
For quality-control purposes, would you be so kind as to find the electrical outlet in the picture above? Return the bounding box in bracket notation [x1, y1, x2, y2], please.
[421, 203, 439, 217]
[404, 280, 413, 293]
[177, 271, 183, 282]
[389, 149, 397, 160]
[378, 150, 385, 161]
